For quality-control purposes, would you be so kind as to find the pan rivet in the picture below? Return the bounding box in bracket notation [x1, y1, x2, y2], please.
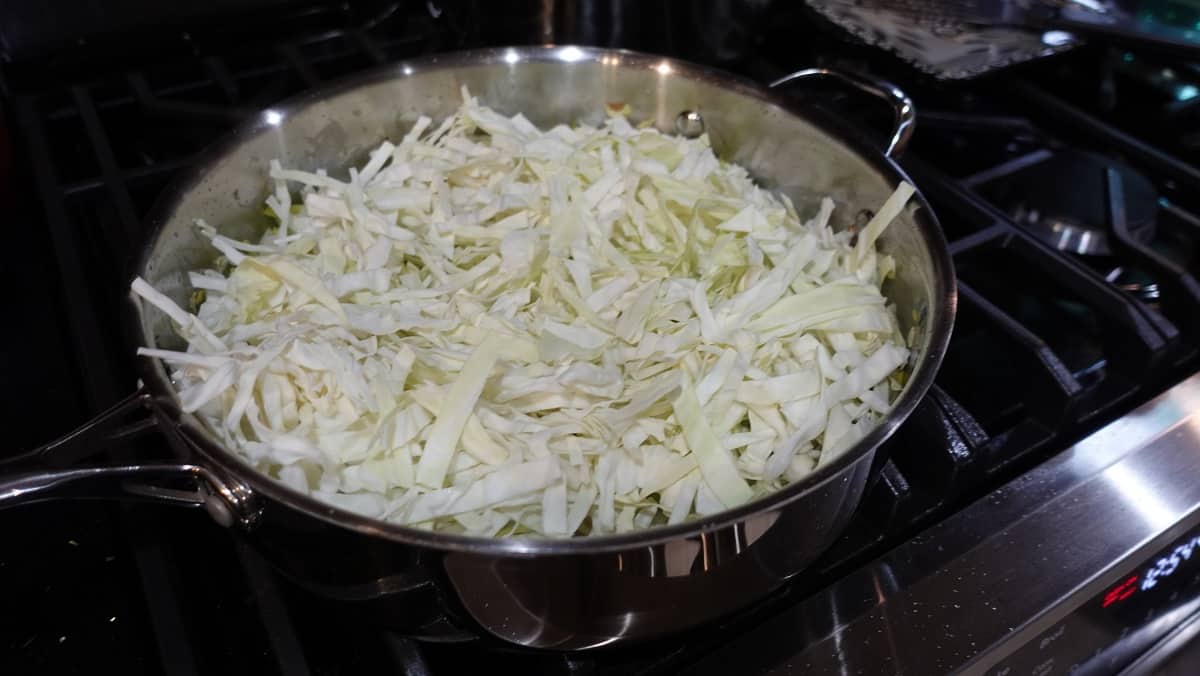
[675, 111, 705, 138]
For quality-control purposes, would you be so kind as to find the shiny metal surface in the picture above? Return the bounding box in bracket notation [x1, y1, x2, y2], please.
[2, 46, 955, 648]
[0, 462, 214, 507]
[769, 67, 916, 158]
[0, 388, 261, 528]
[0, 449, 260, 530]
[683, 371, 1200, 675]
[674, 109, 706, 138]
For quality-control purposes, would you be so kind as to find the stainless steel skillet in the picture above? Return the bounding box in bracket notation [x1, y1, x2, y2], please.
[0, 46, 954, 649]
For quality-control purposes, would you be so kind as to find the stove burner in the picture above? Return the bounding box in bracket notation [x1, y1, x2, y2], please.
[990, 151, 1159, 256]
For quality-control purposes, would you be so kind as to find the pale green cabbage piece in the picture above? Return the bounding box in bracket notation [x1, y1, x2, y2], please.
[132, 87, 913, 537]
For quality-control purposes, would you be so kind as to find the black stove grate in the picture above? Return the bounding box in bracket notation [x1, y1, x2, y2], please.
[5, 4, 1200, 675]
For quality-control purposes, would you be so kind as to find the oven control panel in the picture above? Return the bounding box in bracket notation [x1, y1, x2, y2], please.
[985, 524, 1200, 676]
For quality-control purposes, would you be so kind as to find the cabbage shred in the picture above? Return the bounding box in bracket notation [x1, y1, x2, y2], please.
[133, 87, 913, 537]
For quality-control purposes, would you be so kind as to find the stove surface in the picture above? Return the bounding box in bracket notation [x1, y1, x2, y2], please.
[684, 371, 1200, 675]
[4, 2, 1200, 674]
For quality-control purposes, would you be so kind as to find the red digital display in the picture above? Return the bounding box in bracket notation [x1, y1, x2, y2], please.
[1102, 575, 1140, 608]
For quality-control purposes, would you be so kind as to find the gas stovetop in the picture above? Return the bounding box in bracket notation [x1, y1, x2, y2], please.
[4, 2, 1200, 674]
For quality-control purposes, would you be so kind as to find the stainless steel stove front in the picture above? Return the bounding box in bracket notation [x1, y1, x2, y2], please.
[684, 372, 1200, 676]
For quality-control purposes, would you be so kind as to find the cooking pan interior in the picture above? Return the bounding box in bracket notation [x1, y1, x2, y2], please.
[136, 46, 946, 529]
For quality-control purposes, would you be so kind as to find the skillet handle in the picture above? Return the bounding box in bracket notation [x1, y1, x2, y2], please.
[0, 388, 260, 528]
[768, 68, 916, 159]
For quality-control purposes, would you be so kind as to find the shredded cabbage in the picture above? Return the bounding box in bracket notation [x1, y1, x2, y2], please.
[133, 87, 913, 537]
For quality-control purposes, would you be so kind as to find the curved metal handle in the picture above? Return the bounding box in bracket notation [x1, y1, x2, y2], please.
[768, 68, 916, 159]
[0, 462, 259, 527]
[0, 389, 261, 528]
